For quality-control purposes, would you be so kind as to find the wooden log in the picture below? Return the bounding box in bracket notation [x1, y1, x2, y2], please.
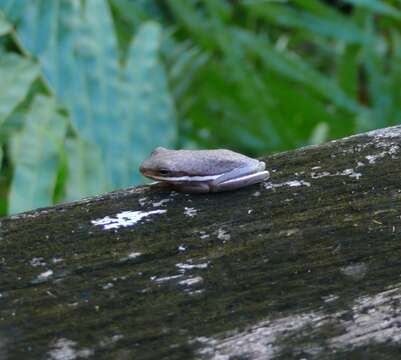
[1, 126, 401, 359]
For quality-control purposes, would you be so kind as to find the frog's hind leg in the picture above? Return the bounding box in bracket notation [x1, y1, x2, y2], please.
[210, 171, 270, 192]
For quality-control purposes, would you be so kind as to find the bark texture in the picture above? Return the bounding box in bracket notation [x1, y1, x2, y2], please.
[2, 126, 401, 359]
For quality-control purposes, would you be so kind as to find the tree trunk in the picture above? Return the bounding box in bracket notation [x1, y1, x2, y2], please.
[2, 126, 401, 359]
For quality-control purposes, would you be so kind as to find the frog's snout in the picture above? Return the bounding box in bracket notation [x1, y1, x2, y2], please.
[139, 161, 149, 176]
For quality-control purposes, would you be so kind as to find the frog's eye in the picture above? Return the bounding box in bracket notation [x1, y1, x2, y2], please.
[158, 169, 170, 176]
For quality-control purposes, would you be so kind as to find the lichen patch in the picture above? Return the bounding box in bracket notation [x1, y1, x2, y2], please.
[340, 263, 368, 281]
[217, 228, 231, 242]
[152, 198, 170, 207]
[195, 284, 401, 359]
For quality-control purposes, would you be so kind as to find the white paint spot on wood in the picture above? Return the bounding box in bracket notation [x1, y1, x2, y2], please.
[388, 144, 400, 156]
[217, 228, 231, 242]
[340, 263, 368, 281]
[286, 228, 299, 236]
[199, 231, 210, 239]
[98, 334, 124, 348]
[138, 197, 148, 206]
[311, 168, 362, 180]
[102, 283, 114, 290]
[48, 338, 93, 360]
[178, 245, 187, 252]
[184, 207, 197, 217]
[30, 257, 46, 267]
[153, 274, 183, 283]
[264, 180, 311, 190]
[286, 180, 311, 187]
[263, 182, 275, 190]
[366, 153, 386, 164]
[176, 261, 209, 271]
[322, 294, 339, 303]
[91, 210, 166, 230]
[340, 168, 362, 179]
[179, 276, 204, 287]
[152, 198, 170, 207]
[37, 270, 53, 281]
[119, 251, 141, 263]
[188, 289, 205, 296]
[52, 257, 64, 264]
[311, 171, 331, 179]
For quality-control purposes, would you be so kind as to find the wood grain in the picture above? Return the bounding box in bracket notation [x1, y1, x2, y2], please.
[1, 126, 401, 359]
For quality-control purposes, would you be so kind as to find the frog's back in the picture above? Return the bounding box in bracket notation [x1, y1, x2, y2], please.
[166, 149, 259, 175]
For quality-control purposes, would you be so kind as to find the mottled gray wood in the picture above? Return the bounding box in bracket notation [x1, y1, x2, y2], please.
[1, 126, 401, 359]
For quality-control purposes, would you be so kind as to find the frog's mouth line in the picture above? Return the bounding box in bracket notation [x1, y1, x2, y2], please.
[145, 174, 221, 182]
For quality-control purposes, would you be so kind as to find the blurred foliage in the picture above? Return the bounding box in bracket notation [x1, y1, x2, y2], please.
[0, 0, 400, 214]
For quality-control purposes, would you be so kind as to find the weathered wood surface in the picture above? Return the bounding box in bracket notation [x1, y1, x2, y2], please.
[2, 126, 401, 359]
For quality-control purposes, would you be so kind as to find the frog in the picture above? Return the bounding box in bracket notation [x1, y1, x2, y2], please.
[139, 147, 269, 193]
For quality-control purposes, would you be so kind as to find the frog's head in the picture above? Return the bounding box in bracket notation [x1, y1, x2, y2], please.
[139, 147, 185, 180]
[139, 147, 245, 182]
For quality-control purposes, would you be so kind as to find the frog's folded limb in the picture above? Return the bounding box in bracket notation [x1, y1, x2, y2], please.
[209, 170, 270, 192]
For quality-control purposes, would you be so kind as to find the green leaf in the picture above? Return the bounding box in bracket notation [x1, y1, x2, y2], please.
[124, 21, 177, 183]
[162, 35, 210, 136]
[163, 38, 209, 100]
[359, 14, 393, 130]
[337, 44, 359, 98]
[0, 143, 3, 171]
[233, 28, 361, 113]
[245, 3, 367, 44]
[1, 0, 177, 189]
[291, 0, 349, 18]
[345, 0, 401, 19]
[8, 95, 67, 214]
[110, 0, 166, 61]
[309, 122, 329, 145]
[188, 62, 285, 151]
[0, 53, 39, 124]
[1, 0, 129, 187]
[64, 138, 109, 201]
[263, 71, 341, 143]
[0, 10, 11, 35]
[388, 30, 401, 126]
[167, 0, 218, 49]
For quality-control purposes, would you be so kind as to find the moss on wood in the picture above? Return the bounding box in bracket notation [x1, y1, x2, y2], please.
[1, 126, 401, 359]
